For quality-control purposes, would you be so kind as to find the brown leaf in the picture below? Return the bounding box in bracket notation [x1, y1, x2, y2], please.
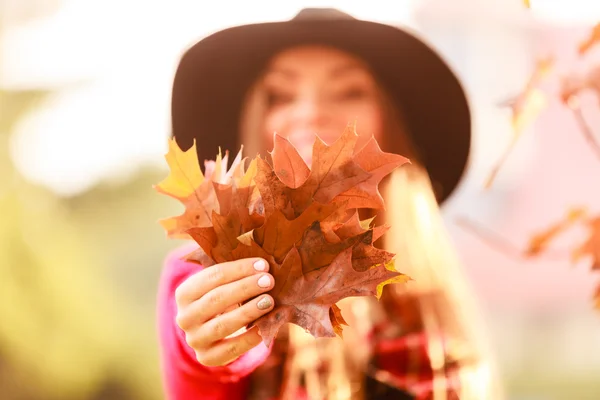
[254, 157, 289, 217]
[271, 133, 310, 188]
[296, 221, 394, 274]
[188, 209, 263, 264]
[255, 247, 401, 346]
[187, 226, 217, 263]
[253, 201, 342, 263]
[298, 221, 371, 274]
[231, 240, 277, 267]
[351, 242, 395, 272]
[333, 137, 409, 209]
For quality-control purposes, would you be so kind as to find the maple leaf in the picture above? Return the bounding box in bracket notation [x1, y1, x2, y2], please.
[154, 139, 218, 238]
[254, 247, 402, 346]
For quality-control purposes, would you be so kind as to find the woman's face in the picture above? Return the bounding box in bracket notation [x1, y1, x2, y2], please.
[261, 45, 384, 165]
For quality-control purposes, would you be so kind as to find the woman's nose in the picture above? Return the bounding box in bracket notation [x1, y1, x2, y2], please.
[291, 96, 330, 127]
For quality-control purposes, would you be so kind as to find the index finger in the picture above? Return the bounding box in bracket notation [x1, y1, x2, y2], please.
[175, 258, 269, 307]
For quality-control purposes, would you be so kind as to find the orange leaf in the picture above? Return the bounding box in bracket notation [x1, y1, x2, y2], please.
[271, 133, 310, 188]
[329, 304, 348, 338]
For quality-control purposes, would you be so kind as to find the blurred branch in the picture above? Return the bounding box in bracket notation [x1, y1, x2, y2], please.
[485, 58, 553, 190]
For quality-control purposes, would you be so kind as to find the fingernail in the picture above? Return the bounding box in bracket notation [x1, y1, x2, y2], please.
[257, 296, 272, 310]
[257, 275, 271, 288]
[253, 259, 267, 271]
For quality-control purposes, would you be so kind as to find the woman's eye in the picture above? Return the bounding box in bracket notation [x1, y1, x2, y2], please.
[334, 87, 369, 101]
[266, 91, 294, 107]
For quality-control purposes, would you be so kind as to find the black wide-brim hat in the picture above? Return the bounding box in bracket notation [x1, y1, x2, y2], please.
[171, 8, 471, 204]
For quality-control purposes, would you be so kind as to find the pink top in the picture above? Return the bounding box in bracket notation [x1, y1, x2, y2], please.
[156, 245, 272, 400]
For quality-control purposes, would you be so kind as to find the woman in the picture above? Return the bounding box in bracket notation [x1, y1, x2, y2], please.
[157, 8, 501, 400]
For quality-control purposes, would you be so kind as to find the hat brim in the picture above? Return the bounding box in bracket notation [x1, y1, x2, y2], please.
[171, 18, 471, 204]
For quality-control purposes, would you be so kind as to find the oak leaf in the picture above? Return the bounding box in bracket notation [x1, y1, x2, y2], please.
[157, 124, 410, 344]
[254, 247, 402, 346]
[333, 137, 410, 209]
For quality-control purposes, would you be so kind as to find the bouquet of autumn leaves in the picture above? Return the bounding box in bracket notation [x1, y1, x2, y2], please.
[155, 124, 411, 346]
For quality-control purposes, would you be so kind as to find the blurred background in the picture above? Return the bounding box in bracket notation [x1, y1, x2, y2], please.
[2, 0, 600, 399]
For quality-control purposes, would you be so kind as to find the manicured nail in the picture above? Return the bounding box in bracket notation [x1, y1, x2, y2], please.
[257, 275, 271, 288]
[257, 296, 272, 310]
[253, 259, 267, 271]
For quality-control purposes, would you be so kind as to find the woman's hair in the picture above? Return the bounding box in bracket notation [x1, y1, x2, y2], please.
[240, 65, 502, 400]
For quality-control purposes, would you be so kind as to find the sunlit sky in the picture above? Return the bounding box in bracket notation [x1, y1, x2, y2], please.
[2, 0, 600, 196]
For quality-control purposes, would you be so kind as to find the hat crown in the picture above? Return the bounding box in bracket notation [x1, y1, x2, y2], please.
[292, 8, 356, 21]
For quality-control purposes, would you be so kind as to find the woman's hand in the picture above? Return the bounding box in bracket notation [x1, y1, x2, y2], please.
[175, 258, 275, 367]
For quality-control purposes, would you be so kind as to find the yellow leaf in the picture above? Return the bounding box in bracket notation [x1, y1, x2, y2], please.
[237, 230, 254, 246]
[359, 216, 376, 230]
[376, 260, 411, 299]
[155, 138, 204, 199]
[237, 158, 258, 188]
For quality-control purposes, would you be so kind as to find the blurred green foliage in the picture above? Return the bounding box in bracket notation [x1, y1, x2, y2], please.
[0, 89, 185, 399]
